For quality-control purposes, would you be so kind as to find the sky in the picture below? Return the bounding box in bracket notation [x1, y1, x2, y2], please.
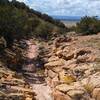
[16, 0, 100, 16]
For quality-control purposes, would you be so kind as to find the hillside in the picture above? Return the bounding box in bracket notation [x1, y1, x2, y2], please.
[0, 0, 67, 44]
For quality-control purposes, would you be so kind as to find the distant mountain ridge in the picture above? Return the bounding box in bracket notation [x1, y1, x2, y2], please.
[52, 15, 100, 21]
[52, 16, 81, 21]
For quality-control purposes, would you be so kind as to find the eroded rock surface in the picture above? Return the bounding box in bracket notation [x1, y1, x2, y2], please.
[0, 62, 36, 100]
[44, 34, 100, 100]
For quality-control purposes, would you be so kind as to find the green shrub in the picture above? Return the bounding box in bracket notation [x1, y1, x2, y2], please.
[0, 0, 67, 46]
[34, 21, 53, 39]
[76, 16, 100, 35]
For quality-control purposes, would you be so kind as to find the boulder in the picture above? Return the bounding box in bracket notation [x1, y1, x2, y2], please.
[92, 88, 100, 100]
[75, 48, 92, 59]
[56, 84, 74, 92]
[56, 48, 75, 60]
[63, 46, 75, 53]
[62, 59, 77, 69]
[73, 63, 94, 72]
[54, 36, 72, 45]
[52, 90, 72, 100]
[45, 59, 65, 68]
[64, 53, 74, 60]
[84, 68, 95, 77]
[47, 70, 57, 78]
[56, 81, 85, 93]
[52, 67, 62, 73]
[67, 90, 85, 99]
[72, 63, 95, 78]
[76, 54, 96, 63]
[76, 55, 90, 63]
[48, 56, 59, 62]
[56, 50, 63, 57]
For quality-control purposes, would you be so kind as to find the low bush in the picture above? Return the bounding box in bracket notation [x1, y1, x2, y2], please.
[75, 16, 100, 35]
[0, 0, 68, 47]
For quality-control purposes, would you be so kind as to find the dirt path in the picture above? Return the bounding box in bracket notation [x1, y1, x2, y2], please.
[24, 40, 53, 100]
[32, 83, 53, 100]
[24, 71, 53, 100]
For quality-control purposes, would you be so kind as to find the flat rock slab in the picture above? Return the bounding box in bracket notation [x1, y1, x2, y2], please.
[31, 83, 53, 100]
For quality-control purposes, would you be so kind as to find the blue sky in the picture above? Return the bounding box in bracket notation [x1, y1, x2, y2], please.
[16, 0, 100, 16]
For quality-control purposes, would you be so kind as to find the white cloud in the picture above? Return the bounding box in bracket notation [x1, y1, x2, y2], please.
[16, 0, 100, 16]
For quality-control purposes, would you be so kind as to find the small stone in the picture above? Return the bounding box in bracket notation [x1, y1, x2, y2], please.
[45, 77, 52, 87]
[48, 70, 57, 78]
[44, 69, 48, 76]
[51, 75, 59, 88]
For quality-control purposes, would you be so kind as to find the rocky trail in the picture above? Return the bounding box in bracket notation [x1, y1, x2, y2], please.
[0, 39, 53, 100]
[23, 70, 53, 100]
[32, 84, 52, 100]
[31, 79, 53, 100]
[22, 40, 53, 100]
[0, 34, 100, 100]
